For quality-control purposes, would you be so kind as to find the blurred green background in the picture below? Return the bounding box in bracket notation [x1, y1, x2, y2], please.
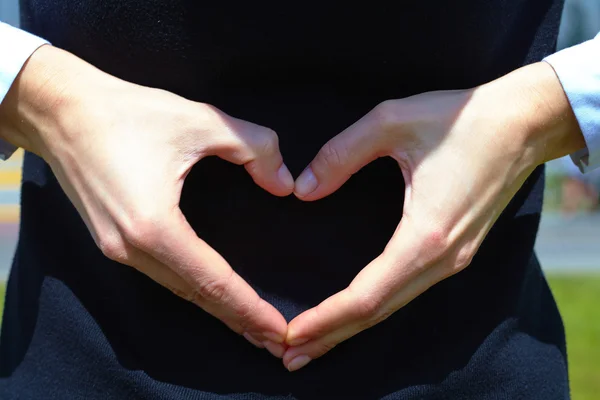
[548, 276, 600, 400]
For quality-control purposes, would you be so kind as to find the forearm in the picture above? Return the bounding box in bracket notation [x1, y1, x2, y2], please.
[0, 44, 117, 158]
[472, 61, 586, 168]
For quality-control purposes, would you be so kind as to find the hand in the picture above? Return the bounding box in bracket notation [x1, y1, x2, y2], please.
[282, 62, 586, 371]
[0, 45, 293, 355]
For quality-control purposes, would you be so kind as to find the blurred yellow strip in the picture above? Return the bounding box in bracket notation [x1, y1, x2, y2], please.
[0, 205, 19, 223]
[0, 170, 22, 187]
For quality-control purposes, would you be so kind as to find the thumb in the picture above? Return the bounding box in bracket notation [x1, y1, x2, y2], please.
[294, 104, 393, 201]
[201, 107, 295, 197]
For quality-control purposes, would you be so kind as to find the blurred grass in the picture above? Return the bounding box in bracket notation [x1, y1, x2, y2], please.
[548, 275, 600, 400]
[0, 277, 597, 398]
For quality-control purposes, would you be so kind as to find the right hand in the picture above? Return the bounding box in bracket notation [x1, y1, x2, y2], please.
[0, 45, 292, 356]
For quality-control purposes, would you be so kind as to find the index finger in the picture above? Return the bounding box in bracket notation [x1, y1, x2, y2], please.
[140, 208, 288, 343]
[285, 218, 446, 349]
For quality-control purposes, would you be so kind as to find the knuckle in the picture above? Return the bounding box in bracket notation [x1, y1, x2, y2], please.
[423, 228, 450, 256]
[256, 128, 279, 156]
[120, 209, 164, 251]
[353, 295, 384, 321]
[195, 274, 232, 305]
[386, 223, 451, 267]
[97, 234, 127, 262]
[238, 128, 280, 166]
[372, 100, 400, 131]
[450, 245, 476, 273]
[412, 225, 452, 265]
[316, 140, 348, 170]
[410, 222, 476, 275]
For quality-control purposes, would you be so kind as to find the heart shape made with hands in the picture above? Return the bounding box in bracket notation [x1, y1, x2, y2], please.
[182, 91, 472, 371]
[177, 79, 541, 373]
[273, 79, 545, 371]
[181, 135, 404, 368]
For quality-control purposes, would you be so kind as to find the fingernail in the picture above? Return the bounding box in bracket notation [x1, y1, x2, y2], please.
[243, 332, 265, 348]
[263, 340, 285, 358]
[287, 337, 309, 347]
[287, 355, 311, 372]
[277, 164, 294, 190]
[294, 168, 318, 197]
[263, 331, 284, 343]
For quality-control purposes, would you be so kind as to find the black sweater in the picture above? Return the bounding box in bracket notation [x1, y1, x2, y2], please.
[0, 0, 569, 398]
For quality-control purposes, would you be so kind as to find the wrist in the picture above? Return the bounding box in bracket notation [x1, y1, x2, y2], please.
[0, 45, 115, 158]
[475, 62, 586, 168]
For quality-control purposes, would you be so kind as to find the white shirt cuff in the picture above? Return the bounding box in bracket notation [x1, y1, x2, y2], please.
[0, 22, 49, 160]
[544, 32, 600, 173]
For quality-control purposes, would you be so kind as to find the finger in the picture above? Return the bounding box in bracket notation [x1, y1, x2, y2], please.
[127, 207, 289, 344]
[282, 263, 437, 370]
[103, 240, 272, 348]
[283, 219, 448, 369]
[294, 103, 395, 201]
[202, 107, 294, 196]
[122, 242, 199, 302]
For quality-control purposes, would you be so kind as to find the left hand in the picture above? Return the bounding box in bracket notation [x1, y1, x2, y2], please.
[281, 62, 585, 371]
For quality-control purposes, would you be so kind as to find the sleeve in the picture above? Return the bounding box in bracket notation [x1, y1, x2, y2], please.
[544, 32, 600, 173]
[0, 22, 50, 160]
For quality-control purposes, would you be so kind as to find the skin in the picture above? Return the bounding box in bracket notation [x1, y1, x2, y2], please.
[0, 45, 292, 356]
[0, 45, 587, 370]
[283, 62, 585, 371]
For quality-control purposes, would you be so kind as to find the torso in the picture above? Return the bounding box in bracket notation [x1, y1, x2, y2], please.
[0, 1, 568, 398]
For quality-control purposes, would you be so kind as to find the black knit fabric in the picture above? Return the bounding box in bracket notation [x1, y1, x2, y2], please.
[0, 1, 568, 398]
